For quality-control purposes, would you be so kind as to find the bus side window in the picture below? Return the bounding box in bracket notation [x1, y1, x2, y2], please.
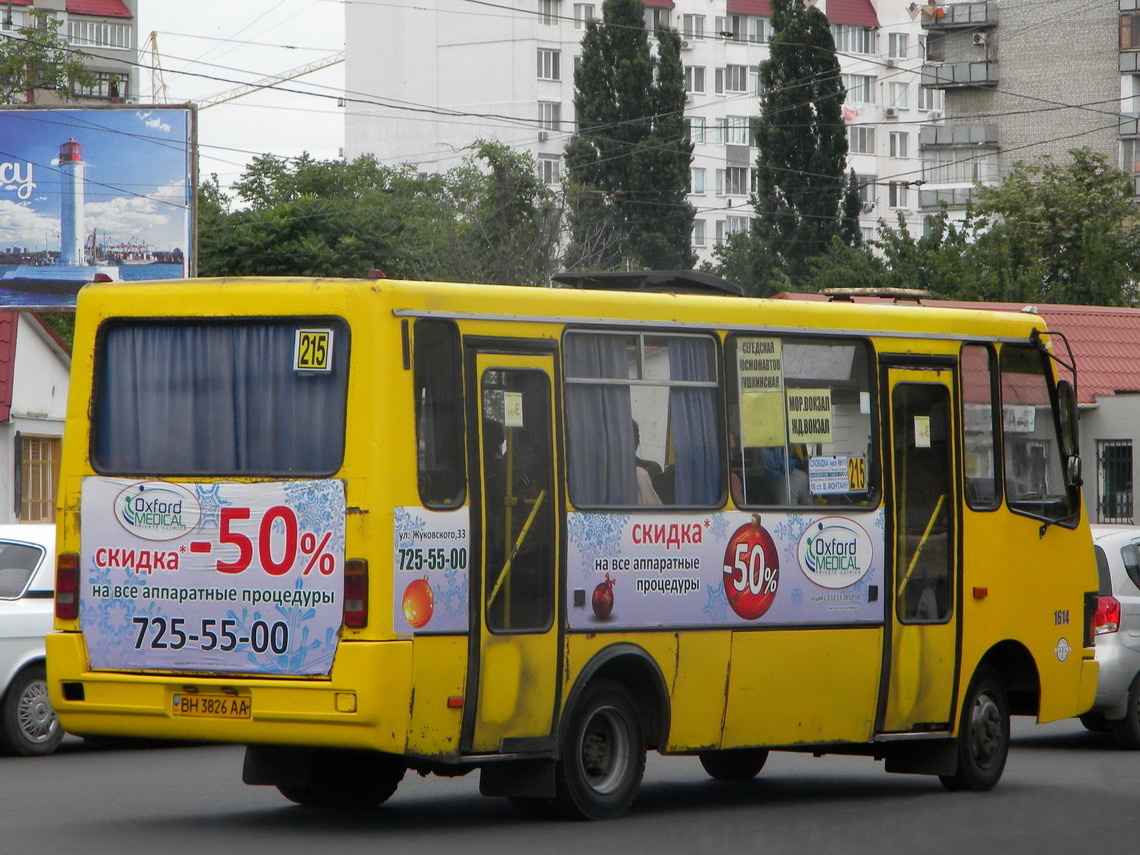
[564, 330, 723, 508]
[728, 335, 878, 508]
[999, 344, 1078, 523]
[961, 343, 1000, 510]
[413, 319, 466, 508]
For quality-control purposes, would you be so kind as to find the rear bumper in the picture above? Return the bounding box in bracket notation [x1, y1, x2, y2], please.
[46, 632, 413, 753]
[1091, 637, 1140, 719]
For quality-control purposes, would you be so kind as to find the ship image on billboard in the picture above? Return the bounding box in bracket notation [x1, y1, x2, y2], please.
[0, 106, 195, 309]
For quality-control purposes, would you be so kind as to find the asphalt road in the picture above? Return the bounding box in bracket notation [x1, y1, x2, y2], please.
[2, 717, 1137, 855]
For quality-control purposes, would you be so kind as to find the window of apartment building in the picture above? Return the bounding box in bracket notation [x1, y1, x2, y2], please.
[538, 101, 561, 132]
[538, 155, 561, 184]
[690, 167, 706, 194]
[682, 14, 705, 38]
[849, 126, 876, 154]
[917, 84, 940, 111]
[574, 3, 595, 28]
[69, 19, 133, 49]
[692, 219, 706, 246]
[645, 8, 670, 30]
[924, 150, 998, 185]
[925, 32, 945, 62]
[857, 174, 877, 206]
[1123, 139, 1140, 194]
[715, 168, 725, 195]
[715, 220, 725, 244]
[1122, 13, 1140, 50]
[537, 48, 561, 80]
[889, 131, 908, 158]
[861, 226, 875, 243]
[688, 115, 706, 143]
[746, 16, 766, 43]
[726, 166, 748, 195]
[726, 215, 748, 235]
[889, 82, 909, 109]
[888, 32, 908, 59]
[888, 181, 908, 208]
[685, 65, 705, 93]
[718, 64, 748, 93]
[749, 65, 762, 95]
[17, 435, 59, 523]
[750, 167, 759, 194]
[76, 72, 128, 101]
[714, 16, 731, 38]
[724, 115, 749, 145]
[832, 24, 874, 55]
[539, 0, 561, 26]
[843, 74, 875, 103]
[1098, 440, 1134, 523]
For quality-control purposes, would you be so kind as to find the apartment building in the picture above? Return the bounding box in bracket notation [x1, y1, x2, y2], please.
[345, 0, 937, 263]
[919, 1, 1119, 219]
[4, 0, 139, 105]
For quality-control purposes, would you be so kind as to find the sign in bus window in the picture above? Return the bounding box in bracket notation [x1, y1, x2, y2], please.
[294, 329, 333, 372]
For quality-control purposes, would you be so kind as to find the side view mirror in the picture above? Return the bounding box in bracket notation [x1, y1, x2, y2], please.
[1066, 454, 1083, 489]
[1056, 379, 1079, 458]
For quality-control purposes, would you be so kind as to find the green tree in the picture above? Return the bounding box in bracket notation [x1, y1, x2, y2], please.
[0, 11, 95, 104]
[563, 0, 694, 270]
[742, 0, 857, 293]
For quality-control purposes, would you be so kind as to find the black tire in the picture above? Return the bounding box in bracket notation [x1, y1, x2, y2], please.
[0, 664, 64, 757]
[1079, 713, 1108, 733]
[1109, 674, 1140, 750]
[698, 748, 769, 781]
[277, 751, 405, 808]
[939, 666, 1009, 792]
[553, 679, 645, 820]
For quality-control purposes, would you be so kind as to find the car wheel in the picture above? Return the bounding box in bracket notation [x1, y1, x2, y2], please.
[0, 664, 64, 757]
[1109, 674, 1140, 750]
[698, 748, 769, 781]
[553, 679, 645, 820]
[277, 751, 405, 808]
[939, 665, 1009, 792]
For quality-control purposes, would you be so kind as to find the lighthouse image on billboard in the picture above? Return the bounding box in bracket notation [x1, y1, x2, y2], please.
[2, 137, 119, 292]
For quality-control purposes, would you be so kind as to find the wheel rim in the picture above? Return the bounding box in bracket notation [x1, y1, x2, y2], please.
[17, 678, 58, 745]
[577, 705, 630, 795]
[968, 692, 1003, 770]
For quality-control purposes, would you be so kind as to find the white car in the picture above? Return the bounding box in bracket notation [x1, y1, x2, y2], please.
[1085, 525, 1140, 748]
[0, 525, 62, 756]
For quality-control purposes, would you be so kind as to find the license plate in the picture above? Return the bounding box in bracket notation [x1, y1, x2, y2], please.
[171, 693, 251, 719]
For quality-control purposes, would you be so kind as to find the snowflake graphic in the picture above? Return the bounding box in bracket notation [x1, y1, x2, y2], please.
[790, 587, 804, 607]
[283, 481, 346, 553]
[706, 512, 731, 542]
[567, 512, 628, 556]
[701, 579, 729, 623]
[194, 483, 230, 532]
[394, 506, 429, 549]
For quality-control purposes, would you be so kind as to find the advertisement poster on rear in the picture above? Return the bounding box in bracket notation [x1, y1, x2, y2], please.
[0, 106, 196, 309]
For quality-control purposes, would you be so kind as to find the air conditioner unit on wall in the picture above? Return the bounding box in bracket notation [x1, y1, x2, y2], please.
[538, 131, 549, 142]
[973, 32, 987, 46]
[885, 107, 898, 118]
[680, 39, 692, 50]
[885, 58, 897, 67]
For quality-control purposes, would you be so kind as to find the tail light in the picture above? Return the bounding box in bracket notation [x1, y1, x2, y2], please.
[56, 552, 80, 620]
[343, 558, 368, 628]
[1093, 595, 1121, 636]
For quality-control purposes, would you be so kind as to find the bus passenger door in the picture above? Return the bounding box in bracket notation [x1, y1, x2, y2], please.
[880, 366, 959, 733]
[464, 350, 560, 754]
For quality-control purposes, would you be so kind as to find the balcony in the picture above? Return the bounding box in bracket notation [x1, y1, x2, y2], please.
[921, 61, 999, 88]
[1121, 113, 1140, 136]
[919, 123, 999, 147]
[918, 187, 976, 210]
[921, 3, 997, 30]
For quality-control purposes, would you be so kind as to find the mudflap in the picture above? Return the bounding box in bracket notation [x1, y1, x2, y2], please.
[479, 758, 556, 798]
[883, 740, 958, 776]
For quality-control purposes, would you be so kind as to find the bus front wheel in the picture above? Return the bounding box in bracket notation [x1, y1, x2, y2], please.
[277, 750, 406, 808]
[553, 679, 645, 820]
[939, 666, 1009, 792]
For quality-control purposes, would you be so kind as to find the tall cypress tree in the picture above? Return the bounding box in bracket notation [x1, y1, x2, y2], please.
[563, 0, 694, 270]
[751, 0, 859, 288]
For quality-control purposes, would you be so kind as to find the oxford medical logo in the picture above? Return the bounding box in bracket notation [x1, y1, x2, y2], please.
[796, 517, 873, 589]
[114, 481, 202, 541]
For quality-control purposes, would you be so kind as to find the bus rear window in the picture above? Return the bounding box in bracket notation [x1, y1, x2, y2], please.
[91, 319, 349, 476]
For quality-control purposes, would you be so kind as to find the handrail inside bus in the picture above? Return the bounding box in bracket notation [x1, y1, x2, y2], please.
[897, 493, 947, 595]
[487, 489, 548, 608]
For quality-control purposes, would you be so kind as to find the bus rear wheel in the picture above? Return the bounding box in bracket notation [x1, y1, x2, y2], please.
[939, 666, 1009, 792]
[553, 679, 645, 820]
[277, 750, 406, 808]
[698, 748, 769, 781]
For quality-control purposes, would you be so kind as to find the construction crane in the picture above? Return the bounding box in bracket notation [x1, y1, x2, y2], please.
[197, 51, 345, 110]
[146, 32, 169, 104]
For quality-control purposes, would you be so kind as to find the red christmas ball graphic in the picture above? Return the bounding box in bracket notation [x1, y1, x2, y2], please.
[592, 573, 616, 619]
[722, 514, 779, 620]
[402, 577, 435, 628]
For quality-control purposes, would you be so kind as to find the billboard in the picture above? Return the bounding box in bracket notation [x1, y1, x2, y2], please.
[0, 106, 196, 309]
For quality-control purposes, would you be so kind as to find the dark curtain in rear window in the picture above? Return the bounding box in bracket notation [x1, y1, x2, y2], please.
[92, 320, 349, 476]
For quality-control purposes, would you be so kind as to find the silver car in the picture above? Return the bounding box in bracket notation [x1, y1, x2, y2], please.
[1084, 525, 1140, 748]
[0, 525, 62, 756]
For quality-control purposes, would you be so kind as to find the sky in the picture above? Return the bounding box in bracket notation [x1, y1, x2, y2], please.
[137, 0, 346, 191]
